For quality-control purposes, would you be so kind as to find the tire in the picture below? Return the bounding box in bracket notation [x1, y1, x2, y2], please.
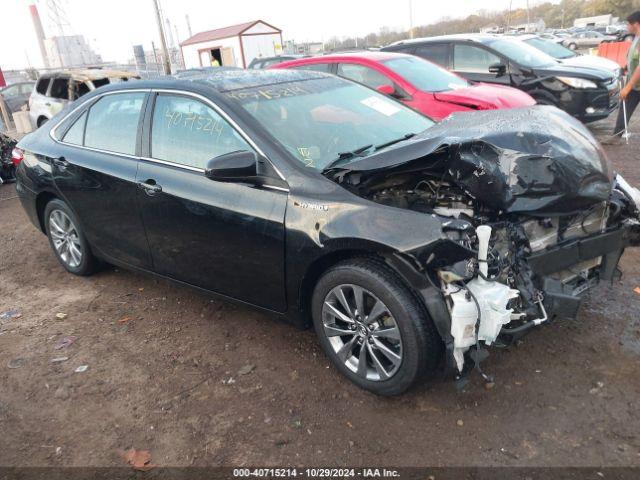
[311, 258, 442, 395]
[44, 199, 97, 276]
[568, 43, 577, 50]
[37, 117, 48, 128]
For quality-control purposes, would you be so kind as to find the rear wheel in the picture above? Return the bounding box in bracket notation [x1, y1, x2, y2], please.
[37, 116, 48, 128]
[568, 43, 577, 50]
[311, 258, 442, 395]
[44, 199, 97, 276]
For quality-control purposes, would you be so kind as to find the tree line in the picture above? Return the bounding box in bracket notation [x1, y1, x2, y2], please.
[324, 0, 640, 50]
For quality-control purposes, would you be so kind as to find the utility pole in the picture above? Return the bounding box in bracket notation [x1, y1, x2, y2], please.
[152, 0, 171, 75]
[409, 0, 414, 39]
[185, 14, 193, 37]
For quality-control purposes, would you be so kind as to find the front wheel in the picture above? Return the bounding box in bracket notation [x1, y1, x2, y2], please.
[44, 199, 97, 276]
[311, 258, 442, 395]
[568, 43, 577, 50]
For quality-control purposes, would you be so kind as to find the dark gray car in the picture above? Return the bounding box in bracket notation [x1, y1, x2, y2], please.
[0, 82, 34, 113]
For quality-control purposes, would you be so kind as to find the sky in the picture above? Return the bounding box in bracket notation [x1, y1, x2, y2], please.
[1, 0, 538, 70]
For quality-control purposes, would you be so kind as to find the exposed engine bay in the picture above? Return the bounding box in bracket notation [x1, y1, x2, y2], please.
[325, 107, 640, 376]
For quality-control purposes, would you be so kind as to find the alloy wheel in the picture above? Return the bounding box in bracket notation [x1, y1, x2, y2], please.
[49, 209, 83, 268]
[321, 284, 403, 381]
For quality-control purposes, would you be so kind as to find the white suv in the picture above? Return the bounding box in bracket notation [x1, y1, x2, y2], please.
[29, 69, 139, 128]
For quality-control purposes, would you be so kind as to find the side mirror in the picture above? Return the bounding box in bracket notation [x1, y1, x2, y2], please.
[488, 63, 507, 76]
[204, 150, 257, 182]
[376, 84, 395, 96]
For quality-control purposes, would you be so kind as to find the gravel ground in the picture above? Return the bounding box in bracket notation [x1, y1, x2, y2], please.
[1, 112, 640, 469]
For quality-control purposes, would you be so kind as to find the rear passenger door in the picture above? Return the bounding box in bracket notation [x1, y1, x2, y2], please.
[135, 92, 288, 311]
[52, 91, 152, 268]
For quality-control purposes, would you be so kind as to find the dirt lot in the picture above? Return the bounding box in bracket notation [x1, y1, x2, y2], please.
[1, 116, 640, 469]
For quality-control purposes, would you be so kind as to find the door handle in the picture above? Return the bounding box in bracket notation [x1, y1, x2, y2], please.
[52, 157, 69, 169]
[45, 102, 51, 106]
[137, 180, 162, 194]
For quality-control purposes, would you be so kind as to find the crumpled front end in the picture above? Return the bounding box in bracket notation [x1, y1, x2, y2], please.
[325, 106, 640, 377]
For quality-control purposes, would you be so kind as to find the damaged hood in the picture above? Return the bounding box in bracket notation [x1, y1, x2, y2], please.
[433, 83, 536, 110]
[328, 106, 612, 215]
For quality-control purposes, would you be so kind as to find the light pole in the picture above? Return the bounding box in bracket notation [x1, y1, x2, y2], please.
[152, 0, 171, 75]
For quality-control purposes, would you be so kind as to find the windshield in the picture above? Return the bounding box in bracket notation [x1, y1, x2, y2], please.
[231, 76, 434, 170]
[381, 56, 468, 92]
[486, 38, 557, 68]
[523, 37, 576, 59]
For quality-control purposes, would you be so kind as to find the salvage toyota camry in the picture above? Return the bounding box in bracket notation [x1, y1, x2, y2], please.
[14, 70, 640, 395]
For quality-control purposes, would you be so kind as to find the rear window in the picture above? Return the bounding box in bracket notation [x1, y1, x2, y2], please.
[84, 92, 145, 155]
[36, 78, 50, 95]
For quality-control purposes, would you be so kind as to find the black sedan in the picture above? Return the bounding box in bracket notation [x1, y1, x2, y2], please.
[382, 34, 620, 123]
[14, 69, 640, 394]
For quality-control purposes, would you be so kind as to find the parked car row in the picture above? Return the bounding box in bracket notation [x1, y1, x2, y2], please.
[250, 33, 621, 124]
[9, 29, 622, 135]
[273, 52, 535, 120]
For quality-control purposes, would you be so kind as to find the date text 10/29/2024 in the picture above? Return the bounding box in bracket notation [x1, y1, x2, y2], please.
[233, 468, 401, 478]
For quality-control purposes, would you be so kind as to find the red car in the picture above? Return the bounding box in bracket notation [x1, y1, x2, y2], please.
[272, 52, 535, 120]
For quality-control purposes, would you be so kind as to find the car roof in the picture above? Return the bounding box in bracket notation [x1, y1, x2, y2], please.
[256, 55, 306, 61]
[510, 34, 538, 41]
[388, 33, 504, 47]
[39, 68, 138, 81]
[97, 68, 332, 95]
[277, 51, 412, 66]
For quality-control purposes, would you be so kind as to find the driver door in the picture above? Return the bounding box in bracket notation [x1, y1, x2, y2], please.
[136, 92, 288, 311]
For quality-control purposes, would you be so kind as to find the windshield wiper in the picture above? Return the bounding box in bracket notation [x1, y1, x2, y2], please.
[374, 133, 416, 151]
[322, 144, 373, 171]
[321, 133, 416, 172]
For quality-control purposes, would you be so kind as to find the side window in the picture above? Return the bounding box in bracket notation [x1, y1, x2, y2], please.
[49, 77, 70, 100]
[453, 44, 501, 73]
[21, 84, 34, 95]
[62, 111, 87, 145]
[151, 94, 252, 169]
[291, 63, 332, 73]
[36, 78, 50, 95]
[415, 44, 449, 67]
[84, 92, 145, 155]
[337, 63, 393, 89]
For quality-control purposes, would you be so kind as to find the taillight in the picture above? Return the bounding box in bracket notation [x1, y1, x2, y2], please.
[11, 147, 24, 166]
